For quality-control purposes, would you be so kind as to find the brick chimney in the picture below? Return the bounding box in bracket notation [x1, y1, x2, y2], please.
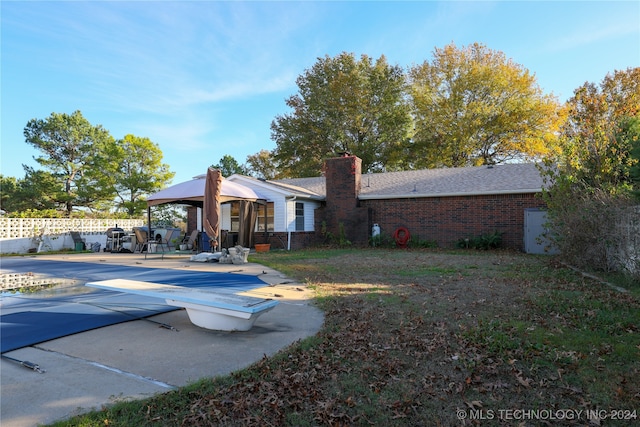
[325, 154, 362, 207]
[317, 154, 369, 245]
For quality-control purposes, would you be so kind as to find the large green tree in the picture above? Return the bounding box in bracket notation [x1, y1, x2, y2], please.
[541, 68, 640, 277]
[109, 134, 175, 216]
[245, 149, 278, 179]
[20, 168, 62, 211]
[0, 169, 62, 213]
[409, 43, 564, 168]
[0, 175, 19, 212]
[23, 110, 116, 215]
[554, 67, 640, 192]
[271, 52, 413, 177]
[211, 155, 246, 177]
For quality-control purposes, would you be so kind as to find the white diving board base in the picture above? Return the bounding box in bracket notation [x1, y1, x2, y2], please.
[85, 279, 278, 331]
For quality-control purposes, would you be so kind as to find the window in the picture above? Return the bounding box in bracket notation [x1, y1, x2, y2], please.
[295, 202, 304, 231]
[229, 202, 240, 232]
[256, 202, 274, 232]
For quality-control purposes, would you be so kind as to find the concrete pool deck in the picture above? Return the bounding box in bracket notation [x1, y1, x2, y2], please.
[0, 252, 323, 427]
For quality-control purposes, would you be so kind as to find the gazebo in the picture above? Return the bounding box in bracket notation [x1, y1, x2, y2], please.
[146, 174, 266, 250]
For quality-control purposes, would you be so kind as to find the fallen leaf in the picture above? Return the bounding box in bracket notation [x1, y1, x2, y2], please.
[464, 400, 483, 409]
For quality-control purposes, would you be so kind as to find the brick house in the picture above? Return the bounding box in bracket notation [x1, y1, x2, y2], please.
[222, 154, 547, 251]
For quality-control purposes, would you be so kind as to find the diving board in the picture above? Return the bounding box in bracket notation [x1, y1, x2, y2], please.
[86, 279, 278, 331]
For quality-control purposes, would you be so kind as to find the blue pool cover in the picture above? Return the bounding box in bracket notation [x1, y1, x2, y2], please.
[0, 258, 267, 353]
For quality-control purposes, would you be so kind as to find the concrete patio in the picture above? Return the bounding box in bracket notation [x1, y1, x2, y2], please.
[0, 252, 323, 427]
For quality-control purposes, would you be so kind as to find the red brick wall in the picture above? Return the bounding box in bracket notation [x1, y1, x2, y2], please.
[254, 231, 319, 250]
[317, 155, 369, 245]
[186, 206, 198, 234]
[360, 193, 545, 250]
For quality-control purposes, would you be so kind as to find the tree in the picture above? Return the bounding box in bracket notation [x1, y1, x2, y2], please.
[622, 117, 640, 198]
[23, 110, 116, 215]
[109, 134, 175, 216]
[554, 68, 640, 192]
[211, 155, 246, 177]
[245, 150, 278, 179]
[271, 52, 413, 177]
[0, 169, 62, 213]
[409, 43, 565, 168]
[0, 175, 18, 212]
[540, 68, 640, 279]
[20, 167, 64, 211]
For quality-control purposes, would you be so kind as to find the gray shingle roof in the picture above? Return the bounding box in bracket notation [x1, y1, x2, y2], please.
[231, 175, 323, 199]
[259, 179, 325, 199]
[274, 177, 325, 197]
[273, 163, 544, 200]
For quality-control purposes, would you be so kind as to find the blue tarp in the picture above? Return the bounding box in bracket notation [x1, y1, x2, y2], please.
[0, 258, 267, 353]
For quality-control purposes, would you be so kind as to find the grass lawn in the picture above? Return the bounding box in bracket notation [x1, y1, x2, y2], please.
[51, 248, 639, 426]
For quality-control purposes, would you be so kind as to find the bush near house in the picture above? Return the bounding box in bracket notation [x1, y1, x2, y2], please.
[456, 231, 503, 250]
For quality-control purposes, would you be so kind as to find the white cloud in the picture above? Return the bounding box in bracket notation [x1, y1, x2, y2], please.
[549, 21, 639, 53]
[34, 2, 308, 116]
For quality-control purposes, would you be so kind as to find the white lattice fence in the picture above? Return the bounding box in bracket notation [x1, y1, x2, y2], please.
[0, 218, 144, 239]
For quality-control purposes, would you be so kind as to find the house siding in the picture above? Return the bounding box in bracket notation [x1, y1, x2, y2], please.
[285, 200, 319, 232]
[220, 203, 231, 230]
[224, 181, 321, 234]
[361, 193, 545, 250]
[254, 200, 321, 250]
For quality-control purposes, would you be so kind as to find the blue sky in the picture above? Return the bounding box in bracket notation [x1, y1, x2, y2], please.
[2, 1, 638, 185]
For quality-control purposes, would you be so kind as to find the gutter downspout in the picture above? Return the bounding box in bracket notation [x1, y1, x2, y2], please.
[285, 196, 296, 251]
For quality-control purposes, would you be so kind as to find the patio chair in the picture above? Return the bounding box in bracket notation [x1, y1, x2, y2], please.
[133, 227, 149, 253]
[183, 229, 199, 252]
[158, 228, 179, 252]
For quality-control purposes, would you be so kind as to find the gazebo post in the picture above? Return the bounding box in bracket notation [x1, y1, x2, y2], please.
[147, 206, 152, 240]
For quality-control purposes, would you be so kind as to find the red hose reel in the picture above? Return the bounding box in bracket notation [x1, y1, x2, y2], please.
[393, 227, 411, 248]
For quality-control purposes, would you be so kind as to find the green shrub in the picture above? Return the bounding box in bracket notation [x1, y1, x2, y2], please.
[408, 237, 438, 248]
[320, 221, 351, 247]
[456, 231, 503, 250]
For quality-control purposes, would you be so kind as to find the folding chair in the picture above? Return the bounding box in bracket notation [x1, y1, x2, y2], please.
[133, 227, 149, 253]
[184, 229, 199, 252]
[158, 229, 178, 253]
